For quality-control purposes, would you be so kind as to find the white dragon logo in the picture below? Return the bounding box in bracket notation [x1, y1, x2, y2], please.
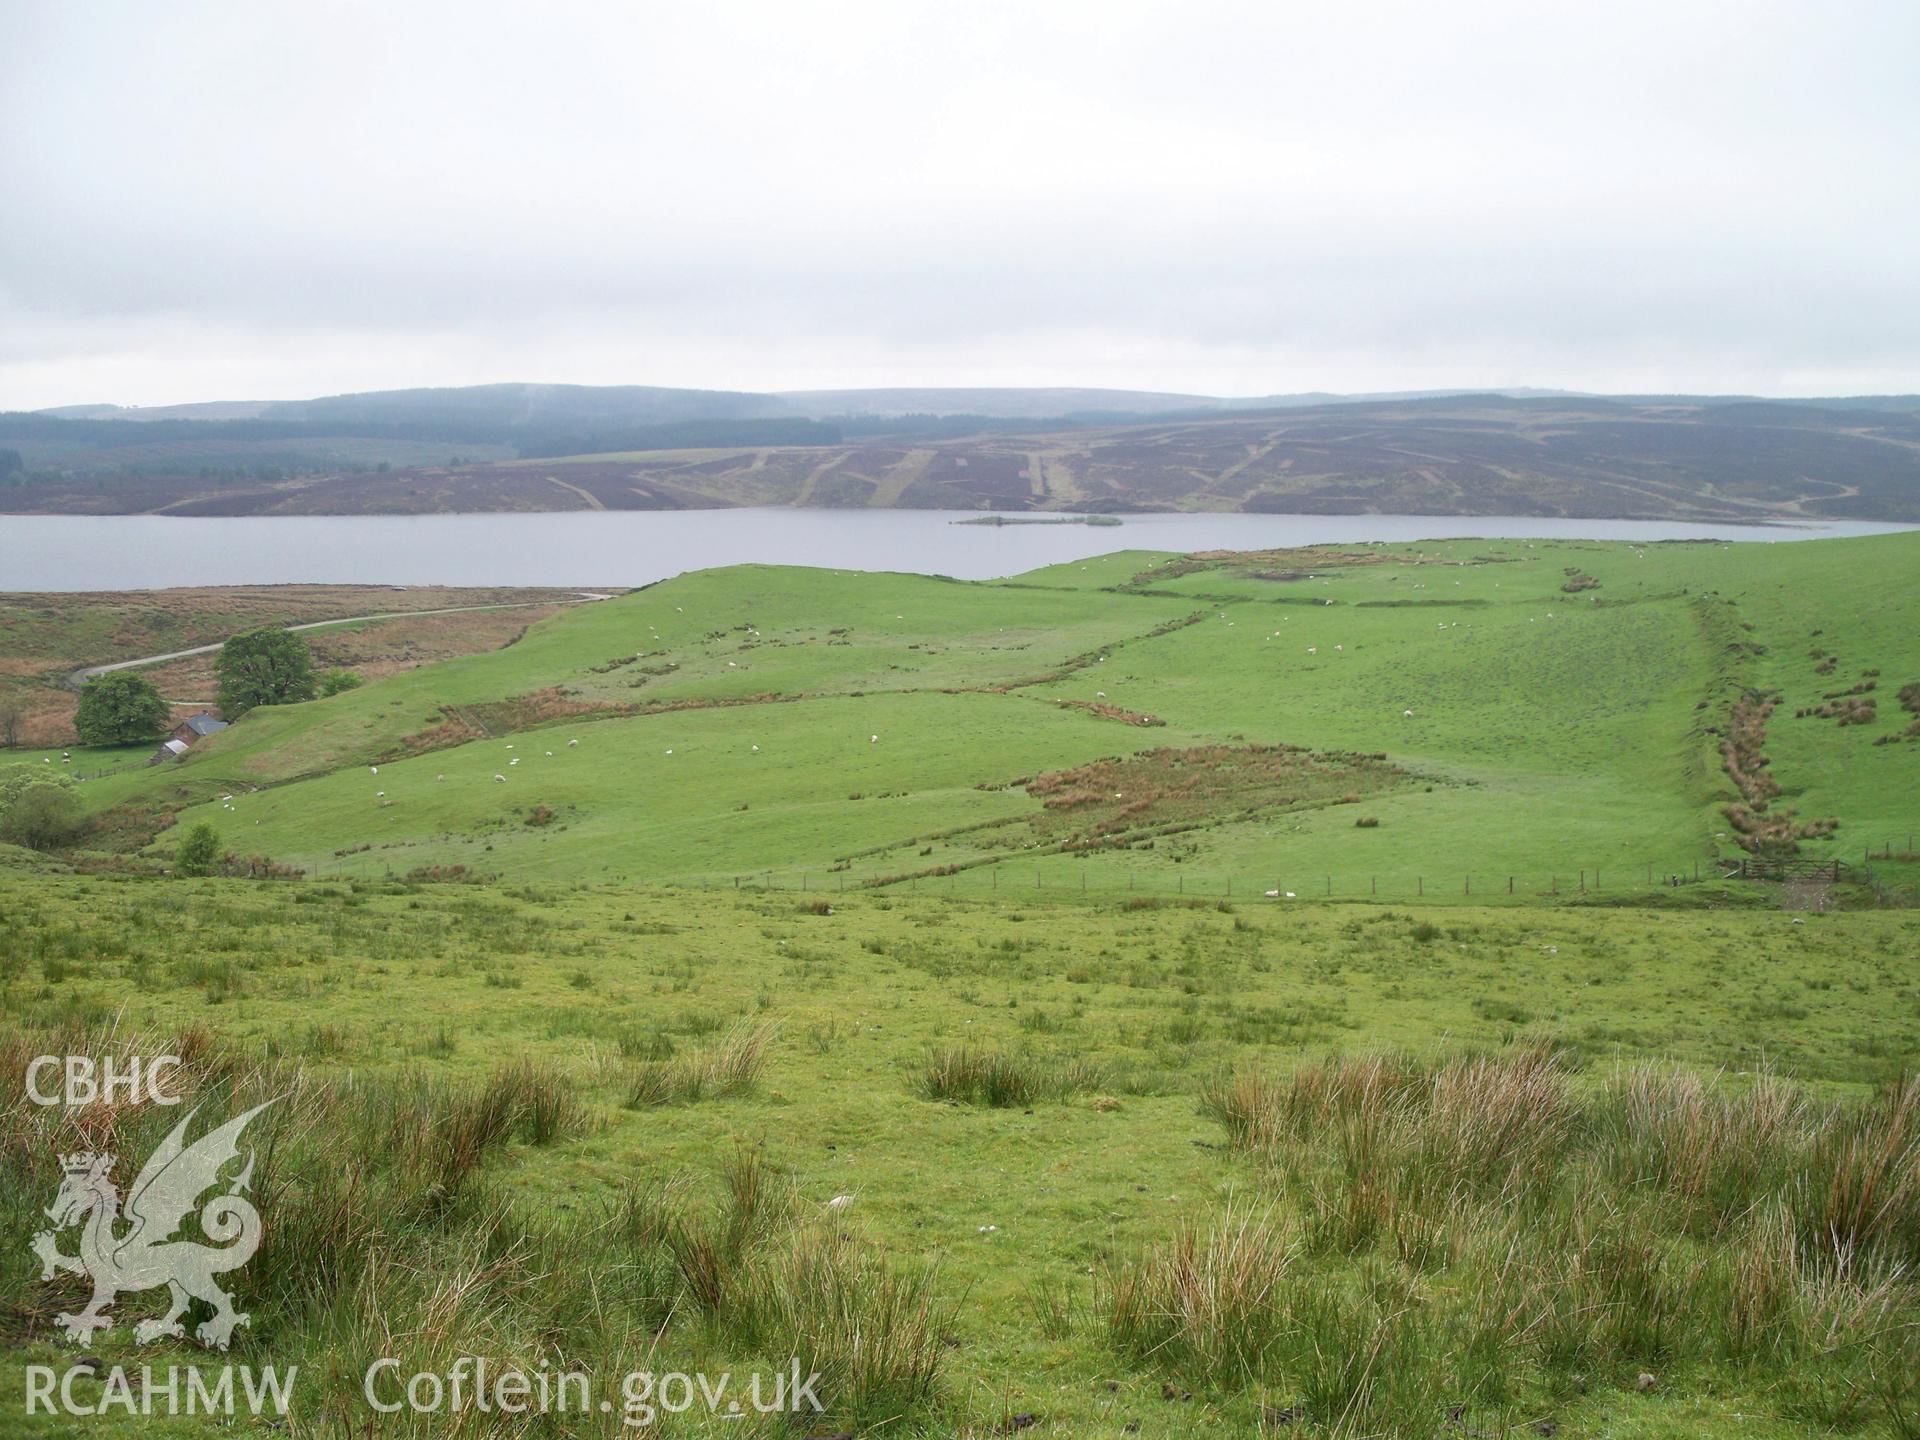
[31, 1100, 276, 1350]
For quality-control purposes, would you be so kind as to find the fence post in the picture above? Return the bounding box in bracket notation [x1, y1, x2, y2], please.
[1371, 876, 1376, 895]
[1465, 874, 1470, 896]
[1326, 875, 1331, 895]
[1417, 876, 1423, 896]
[1508, 875, 1513, 894]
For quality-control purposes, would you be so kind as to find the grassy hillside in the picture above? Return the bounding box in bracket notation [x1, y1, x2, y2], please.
[5, 871, 1918, 1437]
[68, 532, 1919, 897]
[11, 395, 1920, 520]
[5, 532, 1920, 1437]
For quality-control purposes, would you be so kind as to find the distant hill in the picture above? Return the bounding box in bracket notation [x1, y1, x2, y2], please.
[5, 386, 1919, 522]
[26, 381, 1578, 428]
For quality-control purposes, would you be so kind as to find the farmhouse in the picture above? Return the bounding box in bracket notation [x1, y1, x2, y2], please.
[171, 712, 228, 745]
[149, 711, 228, 765]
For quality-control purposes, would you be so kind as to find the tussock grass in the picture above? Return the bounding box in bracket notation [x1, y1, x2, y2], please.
[916, 1042, 1104, 1106]
[1166, 1047, 1920, 1435]
[625, 1019, 777, 1107]
[753, 1230, 949, 1424]
[4, 1017, 949, 1434]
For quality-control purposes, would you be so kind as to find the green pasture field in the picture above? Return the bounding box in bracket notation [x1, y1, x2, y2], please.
[3, 531, 1919, 1436]
[49, 531, 1916, 895]
[4, 867, 1918, 1436]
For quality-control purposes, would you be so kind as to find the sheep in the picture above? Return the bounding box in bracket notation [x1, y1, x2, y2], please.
[567, 739, 578, 747]
[370, 765, 378, 775]
[494, 774, 506, 783]
[826, 1195, 855, 1213]
[870, 735, 878, 743]
[664, 749, 674, 755]
[509, 758, 520, 766]
[751, 744, 759, 752]
[1403, 709, 1414, 717]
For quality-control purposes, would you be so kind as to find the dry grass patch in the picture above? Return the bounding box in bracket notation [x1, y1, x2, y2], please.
[1023, 744, 1405, 849]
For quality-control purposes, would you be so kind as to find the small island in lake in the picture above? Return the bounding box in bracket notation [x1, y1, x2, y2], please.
[951, 514, 1123, 527]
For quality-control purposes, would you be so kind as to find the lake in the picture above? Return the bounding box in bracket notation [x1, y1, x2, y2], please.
[1, 510, 1913, 591]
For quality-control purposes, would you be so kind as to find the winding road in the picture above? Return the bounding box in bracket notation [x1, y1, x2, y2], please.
[65, 592, 613, 690]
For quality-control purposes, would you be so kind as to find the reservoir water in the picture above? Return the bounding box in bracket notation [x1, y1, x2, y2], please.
[1, 509, 1912, 591]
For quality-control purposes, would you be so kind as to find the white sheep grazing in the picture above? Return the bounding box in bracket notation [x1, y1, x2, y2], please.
[664, 749, 673, 755]
[751, 744, 759, 752]
[1404, 709, 1414, 717]
[1096, 691, 1106, 699]
[1265, 889, 1279, 897]
[494, 774, 506, 783]
[545, 750, 554, 756]
[370, 765, 378, 775]
[509, 758, 519, 766]
[436, 774, 444, 781]
[870, 735, 878, 743]
[567, 739, 578, 747]
[826, 1195, 855, 1213]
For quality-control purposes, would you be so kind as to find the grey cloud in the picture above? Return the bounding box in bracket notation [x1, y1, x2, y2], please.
[3, 0, 1917, 406]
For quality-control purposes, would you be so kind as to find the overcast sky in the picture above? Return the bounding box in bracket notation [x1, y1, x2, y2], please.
[3, 0, 1917, 408]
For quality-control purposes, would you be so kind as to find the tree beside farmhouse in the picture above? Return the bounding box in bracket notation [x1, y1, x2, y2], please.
[216, 628, 316, 717]
[73, 671, 171, 745]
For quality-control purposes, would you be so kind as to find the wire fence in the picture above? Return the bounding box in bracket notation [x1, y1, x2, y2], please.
[678, 845, 1920, 900]
[697, 859, 1739, 901]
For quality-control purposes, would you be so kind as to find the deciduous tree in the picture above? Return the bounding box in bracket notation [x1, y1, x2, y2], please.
[216, 628, 315, 717]
[73, 671, 170, 745]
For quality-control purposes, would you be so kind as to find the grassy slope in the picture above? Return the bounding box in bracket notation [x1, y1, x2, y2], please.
[71, 533, 1917, 894]
[5, 870, 1918, 1436]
